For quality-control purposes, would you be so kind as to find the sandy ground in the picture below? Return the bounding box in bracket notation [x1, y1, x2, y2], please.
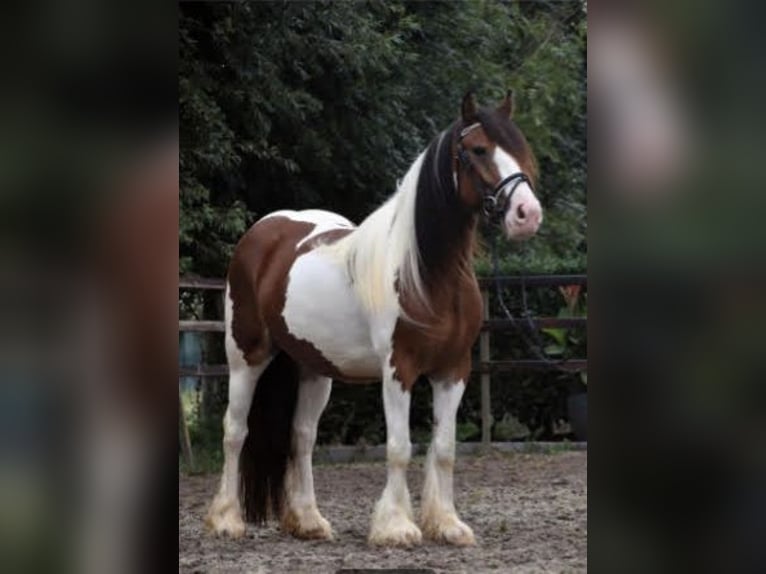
[179, 450, 586, 573]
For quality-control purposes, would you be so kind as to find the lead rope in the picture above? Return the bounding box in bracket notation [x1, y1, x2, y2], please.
[488, 230, 573, 372]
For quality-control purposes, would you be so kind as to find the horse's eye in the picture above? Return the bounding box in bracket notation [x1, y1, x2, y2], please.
[472, 146, 487, 157]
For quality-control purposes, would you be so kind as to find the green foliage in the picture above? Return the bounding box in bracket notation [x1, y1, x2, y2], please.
[180, 0, 586, 277]
[317, 383, 386, 445]
[541, 287, 587, 359]
[493, 413, 531, 441]
[456, 421, 481, 442]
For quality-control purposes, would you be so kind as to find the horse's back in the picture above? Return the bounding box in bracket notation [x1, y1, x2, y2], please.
[258, 208, 354, 232]
[231, 208, 355, 280]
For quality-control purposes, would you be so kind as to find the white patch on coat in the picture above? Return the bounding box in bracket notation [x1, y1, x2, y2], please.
[492, 147, 543, 238]
[295, 212, 354, 249]
[282, 250, 382, 379]
[260, 208, 352, 227]
[258, 209, 355, 246]
[258, 209, 355, 249]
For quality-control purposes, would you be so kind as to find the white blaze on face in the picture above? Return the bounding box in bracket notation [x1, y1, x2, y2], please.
[492, 147, 542, 240]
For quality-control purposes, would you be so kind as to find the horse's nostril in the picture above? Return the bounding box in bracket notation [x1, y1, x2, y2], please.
[516, 204, 527, 220]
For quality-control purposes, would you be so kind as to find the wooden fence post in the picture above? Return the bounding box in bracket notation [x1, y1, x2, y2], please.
[480, 288, 492, 447]
[179, 386, 195, 471]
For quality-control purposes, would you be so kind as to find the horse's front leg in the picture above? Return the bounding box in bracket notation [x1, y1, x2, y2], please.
[368, 361, 422, 546]
[421, 375, 476, 545]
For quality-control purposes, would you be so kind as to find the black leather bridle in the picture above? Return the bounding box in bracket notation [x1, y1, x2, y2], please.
[455, 121, 532, 223]
[455, 123, 570, 370]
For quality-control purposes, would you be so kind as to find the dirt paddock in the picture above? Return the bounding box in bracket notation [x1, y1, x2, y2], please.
[179, 450, 587, 573]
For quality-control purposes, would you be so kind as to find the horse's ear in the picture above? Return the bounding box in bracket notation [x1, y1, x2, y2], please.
[498, 89, 515, 118]
[461, 91, 478, 121]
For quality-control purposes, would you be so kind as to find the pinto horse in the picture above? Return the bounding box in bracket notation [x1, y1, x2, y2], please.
[205, 91, 542, 546]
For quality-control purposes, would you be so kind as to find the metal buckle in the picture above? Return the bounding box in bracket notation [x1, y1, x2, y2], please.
[483, 194, 498, 219]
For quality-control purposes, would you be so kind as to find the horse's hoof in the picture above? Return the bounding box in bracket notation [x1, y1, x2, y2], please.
[282, 507, 334, 540]
[422, 514, 476, 546]
[369, 516, 423, 547]
[205, 505, 246, 538]
[422, 513, 476, 546]
[442, 519, 476, 546]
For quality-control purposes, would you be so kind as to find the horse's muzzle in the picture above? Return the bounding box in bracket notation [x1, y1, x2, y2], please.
[504, 198, 542, 240]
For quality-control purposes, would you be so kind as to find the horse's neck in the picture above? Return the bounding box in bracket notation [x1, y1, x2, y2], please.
[331, 138, 478, 314]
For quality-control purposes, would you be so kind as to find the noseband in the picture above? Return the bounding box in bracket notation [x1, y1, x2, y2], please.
[456, 122, 532, 223]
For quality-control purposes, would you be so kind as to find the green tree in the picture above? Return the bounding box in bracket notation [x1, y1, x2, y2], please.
[180, 0, 586, 278]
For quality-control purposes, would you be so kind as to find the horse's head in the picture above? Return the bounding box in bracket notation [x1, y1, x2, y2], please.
[455, 90, 542, 240]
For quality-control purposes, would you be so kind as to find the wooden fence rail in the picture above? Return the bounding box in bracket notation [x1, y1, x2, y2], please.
[178, 274, 586, 462]
[178, 317, 586, 334]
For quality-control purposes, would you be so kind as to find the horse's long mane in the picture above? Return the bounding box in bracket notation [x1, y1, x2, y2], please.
[414, 123, 476, 286]
[326, 122, 475, 316]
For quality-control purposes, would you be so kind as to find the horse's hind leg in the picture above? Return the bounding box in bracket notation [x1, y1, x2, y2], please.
[205, 357, 273, 537]
[282, 372, 333, 540]
[206, 284, 273, 537]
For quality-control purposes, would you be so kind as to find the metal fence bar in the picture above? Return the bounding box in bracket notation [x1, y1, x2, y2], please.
[477, 274, 586, 288]
[475, 359, 587, 373]
[482, 317, 586, 330]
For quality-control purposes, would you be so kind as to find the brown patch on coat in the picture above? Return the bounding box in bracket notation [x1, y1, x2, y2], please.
[228, 216, 368, 381]
[390, 223, 483, 390]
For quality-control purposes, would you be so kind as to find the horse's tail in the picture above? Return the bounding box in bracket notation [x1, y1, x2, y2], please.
[240, 350, 299, 524]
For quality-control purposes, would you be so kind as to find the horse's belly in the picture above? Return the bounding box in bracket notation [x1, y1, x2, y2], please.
[280, 251, 381, 380]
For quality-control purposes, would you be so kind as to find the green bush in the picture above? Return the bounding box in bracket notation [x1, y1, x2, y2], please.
[180, 1, 586, 278]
